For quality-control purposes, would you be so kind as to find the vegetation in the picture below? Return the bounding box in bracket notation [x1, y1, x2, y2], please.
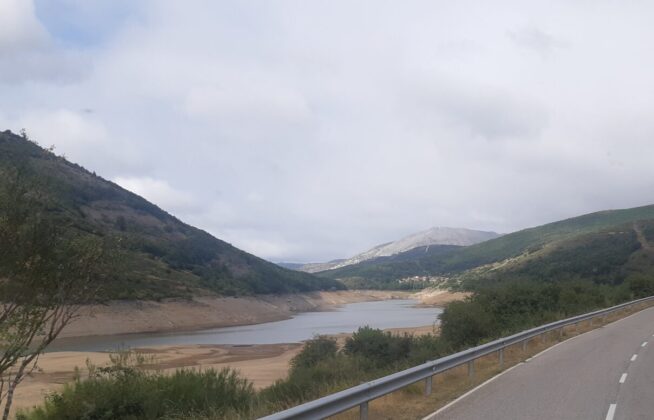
[22, 268, 654, 420]
[0, 156, 109, 418]
[20, 352, 255, 420]
[0, 130, 343, 300]
[265, 276, 653, 412]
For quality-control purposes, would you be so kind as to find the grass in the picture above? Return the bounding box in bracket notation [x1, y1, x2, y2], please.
[329, 301, 654, 420]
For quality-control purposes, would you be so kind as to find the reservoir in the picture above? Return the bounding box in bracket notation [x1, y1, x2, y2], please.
[49, 299, 441, 352]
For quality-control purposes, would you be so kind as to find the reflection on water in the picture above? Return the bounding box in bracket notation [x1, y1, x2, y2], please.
[49, 299, 441, 352]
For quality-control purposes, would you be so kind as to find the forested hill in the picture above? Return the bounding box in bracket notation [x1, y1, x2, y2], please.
[319, 203, 654, 289]
[0, 130, 344, 299]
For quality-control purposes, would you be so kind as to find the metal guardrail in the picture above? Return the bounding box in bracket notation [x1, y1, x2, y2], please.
[260, 295, 654, 420]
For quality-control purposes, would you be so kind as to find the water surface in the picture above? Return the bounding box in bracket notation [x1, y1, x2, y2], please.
[49, 299, 441, 352]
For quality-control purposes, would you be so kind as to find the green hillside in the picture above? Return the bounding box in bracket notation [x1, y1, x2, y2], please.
[319, 205, 654, 289]
[320, 245, 461, 289]
[0, 130, 344, 300]
[439, 206, 654, 272]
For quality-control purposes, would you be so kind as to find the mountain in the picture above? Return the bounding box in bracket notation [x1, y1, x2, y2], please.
[319, 206, 654, 289]
[277, 259, 346, 273]
[0, 130, 344, 300]
[331, 227, 500, 269]
[290, 227, 499, 273]
[276, 262, 307, 270]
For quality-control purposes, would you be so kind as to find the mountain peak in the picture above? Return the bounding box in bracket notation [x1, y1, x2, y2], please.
[297, 227, 501, 273]
[334, 227, 501, 269]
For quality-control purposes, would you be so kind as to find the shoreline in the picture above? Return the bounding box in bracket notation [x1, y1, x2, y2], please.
[13, 324, 438, 415]
[12, 288, 465, 415]
[59, 290, 413, 339]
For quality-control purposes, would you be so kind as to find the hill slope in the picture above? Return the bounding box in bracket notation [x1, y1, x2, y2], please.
[0, 130, 344, 299]
[319, 205, 654, 289]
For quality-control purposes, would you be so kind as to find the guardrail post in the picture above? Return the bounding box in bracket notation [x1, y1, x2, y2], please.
[522, 339, 527, 352]
[589, 317, 594, 327]
[468, 360, 475, 380]
[559, 327, 564, 339]
[360, 402, 368, 420]
[574, 322, 578, 333]
[499, 348, 504, 369]
[424, 376, 432, 396]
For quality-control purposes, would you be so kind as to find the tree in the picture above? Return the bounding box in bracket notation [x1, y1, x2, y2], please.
[0, 163, 108, 419]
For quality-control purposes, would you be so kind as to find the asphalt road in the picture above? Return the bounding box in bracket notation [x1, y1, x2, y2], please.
[427, 306, 654, 420]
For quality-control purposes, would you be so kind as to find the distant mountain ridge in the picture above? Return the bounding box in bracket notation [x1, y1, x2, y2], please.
[317, 204, 654, 290]
[289, 227, 500, 273]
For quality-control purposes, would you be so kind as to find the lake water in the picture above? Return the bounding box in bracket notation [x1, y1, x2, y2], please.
[49, 299, 441, 352]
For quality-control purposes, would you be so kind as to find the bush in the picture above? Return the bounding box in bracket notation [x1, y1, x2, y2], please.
[344, 326, 413, 367]
[439, 279, 629, 349]
[260, 327, 446, 412]
[625, 274, 654, 298]
[263, 354, 376, 409]
[439, 300, 499, 348]
[21, 352, 255, 420]
[291, 336, 337, 370]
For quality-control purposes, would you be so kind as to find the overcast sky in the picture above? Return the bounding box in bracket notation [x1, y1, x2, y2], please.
[2, 1, 654, 262]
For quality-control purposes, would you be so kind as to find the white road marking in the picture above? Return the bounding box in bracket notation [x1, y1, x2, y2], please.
[605, 404, 617, 420]
[423, 306, 654, 420]
[619, 373, 627, 383]
[642, 341, 648, 347]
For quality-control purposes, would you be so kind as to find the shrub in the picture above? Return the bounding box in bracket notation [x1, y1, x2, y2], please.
[21, 352, 255, 420]
[439, 299, 499, 348]
[291, 336, 337, 370]
[344, 326, 414, 367]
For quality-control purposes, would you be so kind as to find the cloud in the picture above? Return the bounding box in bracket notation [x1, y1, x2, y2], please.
[403, 80, 548, 141]
[508, 26, 565, 57]
[113, 176, 201, 215]
[0, 0, 48, 52]
[0, 108, 145, 175]
[0, 0, 89, 84]
[2, 1, 654, 262]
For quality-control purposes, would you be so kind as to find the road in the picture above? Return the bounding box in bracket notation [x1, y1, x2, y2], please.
[426, 306, 654, 420]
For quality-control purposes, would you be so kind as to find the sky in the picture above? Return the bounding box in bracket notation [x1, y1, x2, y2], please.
[1, 0, 654, 263]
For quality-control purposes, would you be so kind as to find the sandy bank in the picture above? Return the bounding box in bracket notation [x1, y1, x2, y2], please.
[13, 323, 442, 414]
[412, 288, 471, 306]
[60, 290, 411, 339]
[11, 289, 467, 414]
[11, 343, 303, 415]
